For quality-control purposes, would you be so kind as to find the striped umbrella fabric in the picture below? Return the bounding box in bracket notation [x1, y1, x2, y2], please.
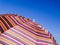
[0, 14, 58, 45]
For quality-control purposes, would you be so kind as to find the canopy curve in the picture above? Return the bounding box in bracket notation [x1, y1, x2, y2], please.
[0, 14, 58, 45]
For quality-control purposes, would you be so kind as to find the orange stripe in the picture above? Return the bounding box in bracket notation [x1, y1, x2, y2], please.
[0, 16, 10, 28]
[4, 16, 16, 26]
[0, 20, 7, 31]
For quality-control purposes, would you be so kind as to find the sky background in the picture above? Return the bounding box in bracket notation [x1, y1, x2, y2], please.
[0, 0, 60, 45]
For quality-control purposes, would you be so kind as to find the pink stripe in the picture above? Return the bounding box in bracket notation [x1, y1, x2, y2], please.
[10, 16, 19, 24]
[11, 28, 36, 43]
[0, 36, 12, 44]
[1, 34, 23, 45]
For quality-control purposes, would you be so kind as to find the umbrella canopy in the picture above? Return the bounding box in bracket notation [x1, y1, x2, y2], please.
[0, 14, 58, 45]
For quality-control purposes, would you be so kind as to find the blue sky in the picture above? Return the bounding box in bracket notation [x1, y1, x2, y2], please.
[0, 0, 60, 45]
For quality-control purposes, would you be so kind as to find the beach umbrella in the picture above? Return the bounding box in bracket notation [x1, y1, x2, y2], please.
[0, 14, 58, 45]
